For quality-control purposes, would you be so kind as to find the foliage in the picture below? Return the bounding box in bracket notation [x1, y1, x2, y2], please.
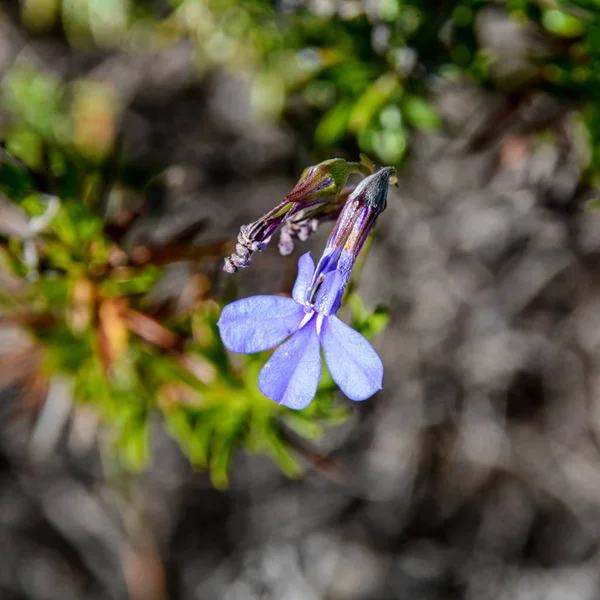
[11, 0, 600, 168]
[3, 0, 600, 484]
[0, 142, 391, 485]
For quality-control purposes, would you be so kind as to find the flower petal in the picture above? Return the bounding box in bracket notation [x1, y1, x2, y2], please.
[320, 315, 383, 400]
[218, 296, 305, 353]
[313, 269, 344, 316]
[258, 318, 321, 409]
[292, 252, 315, 304]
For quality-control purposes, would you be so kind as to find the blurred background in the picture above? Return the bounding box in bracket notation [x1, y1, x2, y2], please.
[2, 0, 600, 599]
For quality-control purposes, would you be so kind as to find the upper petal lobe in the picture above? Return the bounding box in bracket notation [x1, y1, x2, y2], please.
[258, 318, 321, 409]
[313, 269, 344, 316]
[218, 295, 305, 353]
[292, 252, 315, 304]
[320, 315, 383, 401]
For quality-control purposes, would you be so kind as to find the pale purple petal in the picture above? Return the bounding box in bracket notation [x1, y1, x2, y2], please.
[320, 315, 383, 400]
[313, 269, 343, 316]
[292, 252, 315, 304]
[218, 296, 305, 353]
[258, 318, 321, 409]
[312, 245, 342, 286]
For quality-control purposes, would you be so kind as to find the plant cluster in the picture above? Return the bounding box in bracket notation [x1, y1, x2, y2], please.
[3, 0, 600, 484]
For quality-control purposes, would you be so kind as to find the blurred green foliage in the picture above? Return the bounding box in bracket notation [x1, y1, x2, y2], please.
[11, 0, 600, 167]
[3, 0, 600, 483]
[0, 59, 387, 484]
[0, 149, 387, 485]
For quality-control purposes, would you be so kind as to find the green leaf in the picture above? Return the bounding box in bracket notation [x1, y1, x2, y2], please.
[100, 266, 162, 297]
[542, 9, 585, 38]
[349, 75, 398, 133]
[347, 293, 390, 339]
[373, 129, 407, 164]
[119, 417, 149, 471]
[38, 325, 92, 374]
[364, 305, 390, 337]
[263, 427, 302, 478]
[2, 67, 65, 139]
[47, 201, 103, 250]
[5, 126, 44, 170]
[346, 292, 367, 322]
[315, 99, 353, 146]
[320, 405, 351, 426]
[209, 437, 235, 489]
[403, 96, 441, 131]
[283, 412, 324, 439]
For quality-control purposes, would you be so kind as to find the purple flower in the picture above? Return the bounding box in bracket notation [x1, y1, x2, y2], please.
[277, 183, 355, 256]
[310, 166, 394, 309]
[218, 252, 383, 408]
[217, 168, 394, 409]
[223, 158, 361, 273]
